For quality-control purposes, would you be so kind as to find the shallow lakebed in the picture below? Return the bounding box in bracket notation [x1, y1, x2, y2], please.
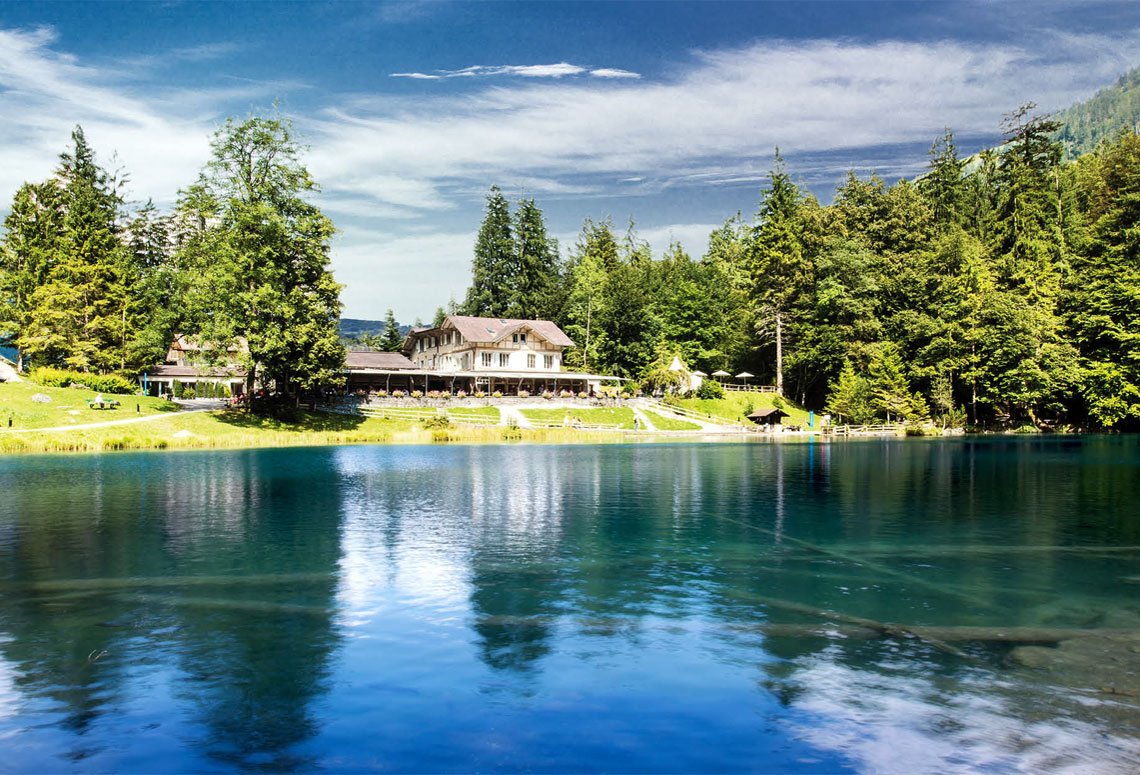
[0, 437, 1138, 772]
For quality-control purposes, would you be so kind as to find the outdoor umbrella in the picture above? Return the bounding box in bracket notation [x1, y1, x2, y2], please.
[692, 370, 707, 377]
[711, 370, 730, 380]
[735, 371, 754, 387]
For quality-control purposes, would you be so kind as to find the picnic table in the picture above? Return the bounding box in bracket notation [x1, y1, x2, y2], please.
[86, 398, 121, 410]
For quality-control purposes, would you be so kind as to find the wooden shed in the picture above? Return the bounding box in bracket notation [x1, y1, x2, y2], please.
[747, 408, 788, 426]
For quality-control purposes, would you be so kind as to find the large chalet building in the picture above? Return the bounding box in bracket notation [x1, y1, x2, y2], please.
[345, 314, 615, 395]
[148, 315, 617, 398]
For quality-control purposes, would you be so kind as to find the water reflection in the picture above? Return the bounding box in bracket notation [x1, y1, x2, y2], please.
[0, 438, 1138, 772]
[0, 450, 345, 770]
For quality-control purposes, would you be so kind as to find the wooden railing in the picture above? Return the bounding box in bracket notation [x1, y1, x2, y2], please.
[526, 419, 621, 431]
[359, 406, 439, 421]
[823, 423, 906, 435]
[721, 384, 777, 393]
[645, 399, 750, 430]
[447, 412, 499, 425]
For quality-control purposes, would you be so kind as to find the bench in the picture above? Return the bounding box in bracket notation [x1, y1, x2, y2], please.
[86, 399, 121, 410]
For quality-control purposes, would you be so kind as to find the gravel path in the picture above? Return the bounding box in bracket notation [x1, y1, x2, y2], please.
[1, 404, 218, 434]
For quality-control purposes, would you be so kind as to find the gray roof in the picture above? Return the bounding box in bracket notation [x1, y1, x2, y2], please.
[149, 364, 247, 378]
[345, 350, 416, 370]
[413, 315, 574, 348]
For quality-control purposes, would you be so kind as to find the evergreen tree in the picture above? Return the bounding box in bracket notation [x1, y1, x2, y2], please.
[750, 152, 812, 396]
[509, 198, 560, 319]
[1069, 131, 1140, 427]
[0, 181, 64, 370]
[14, 127, 135, 372]
[825, 360, 874, 424]
[462, 186, 513, 317]
[561, 219, 619, 370]
[379, 309, 404, 351]
[867, 342, 917, 422]
[178, 113, 344, 405]
[919, 129, 966, 232]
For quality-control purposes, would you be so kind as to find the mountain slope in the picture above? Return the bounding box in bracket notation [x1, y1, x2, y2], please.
[1054, 66, 1140, 158]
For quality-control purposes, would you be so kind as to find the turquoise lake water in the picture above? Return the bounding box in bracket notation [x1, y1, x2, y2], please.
[0, 437, 1138, 773]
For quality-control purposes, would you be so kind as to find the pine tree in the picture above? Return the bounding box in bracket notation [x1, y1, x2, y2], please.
[0, 182, 64, 370]
[1069, 131, 1140, 427]
[867, 342, 916, 422]
[750, 152, 813, 396]
[825, 360, 873, 424]
[380, 309, 404, 351]
[919, 129, 966, 232]
[462, 186, 513, 317]
[508, 198, 560, 319]
[14, 127, 134, 372]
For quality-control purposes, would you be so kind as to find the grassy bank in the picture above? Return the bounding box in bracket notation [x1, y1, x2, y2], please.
[1, 380, 178, 429]
[520, 406, 638, 429]
[0, 404, 667, 454]
[667, 391, 812, 426]
[643, 410, 700, 431]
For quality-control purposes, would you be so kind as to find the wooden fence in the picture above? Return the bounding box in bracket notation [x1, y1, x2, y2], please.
[721, 384, 777, 393]
[644, 400, 752, 430]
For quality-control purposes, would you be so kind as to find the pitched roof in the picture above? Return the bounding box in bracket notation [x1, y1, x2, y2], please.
[445, 315, 574, 347]
[150, 364, 247, 378]
[747, 408, 788, 419]
[345, 350, 416, 370]
[167, 334, 247, 362]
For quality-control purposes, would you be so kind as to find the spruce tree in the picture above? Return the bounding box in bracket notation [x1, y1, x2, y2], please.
[0, 182, 64, 371]
[462, 186, 513, 317]
[750, 152, 812, 396]
[380, 309, 404, 351]
[508, 198, 560, 319]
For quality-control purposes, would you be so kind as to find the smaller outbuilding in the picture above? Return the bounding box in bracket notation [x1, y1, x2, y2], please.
[747, 408, 788, 427]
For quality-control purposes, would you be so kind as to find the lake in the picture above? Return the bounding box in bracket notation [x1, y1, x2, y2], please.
[0, 438, 1138, 773]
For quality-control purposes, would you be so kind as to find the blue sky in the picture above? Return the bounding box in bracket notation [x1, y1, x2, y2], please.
[2, 1, 1140, 320]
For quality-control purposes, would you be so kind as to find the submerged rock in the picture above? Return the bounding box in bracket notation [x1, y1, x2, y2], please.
[1010, 633, 1140, 703]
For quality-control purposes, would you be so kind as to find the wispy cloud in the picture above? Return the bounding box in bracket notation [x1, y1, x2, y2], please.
[0, 26, 282, 209]
[391, 62, 640, 80]
[589, 68, 641, 79]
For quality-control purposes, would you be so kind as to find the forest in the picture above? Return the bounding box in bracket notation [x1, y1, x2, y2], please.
[2, 99, 1140, 428]
[0, 116, 343, 405]
[456, 105, 1140, 430]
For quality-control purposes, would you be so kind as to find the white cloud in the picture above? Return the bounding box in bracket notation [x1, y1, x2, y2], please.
[391, 62, 589, 80]
[590, 68, 641, 79]
[0, 26, 241, 209]
[4, 22, 1140, 319]
[314, 31, 1140, 216]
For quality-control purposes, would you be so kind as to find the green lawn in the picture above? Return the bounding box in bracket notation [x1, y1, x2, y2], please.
[0, 380, 179, 430]
[643, 410, 700, 431]
[667, 391, 812, 426]
[448, 407, 500, 419]
[521, 407, 637, 429]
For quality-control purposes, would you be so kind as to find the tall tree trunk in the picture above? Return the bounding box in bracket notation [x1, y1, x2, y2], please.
[245, 364, 256, 413]
[775, 310, 784, 396]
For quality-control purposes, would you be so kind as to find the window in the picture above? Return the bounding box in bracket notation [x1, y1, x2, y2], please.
[544, 355, 553, 369]
[481, 352, 492, 367]
[512, 332, 528, 343]
[499, 353, 509, 368]
[527, 354, 536, 369]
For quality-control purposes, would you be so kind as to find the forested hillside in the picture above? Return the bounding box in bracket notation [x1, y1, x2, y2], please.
[1055, 66, 1140, 158]
[460, 105, 1140, 430]
[0, 117, 344, 407]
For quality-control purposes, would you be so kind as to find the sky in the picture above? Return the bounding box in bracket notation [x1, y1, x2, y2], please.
[2, 1, 1140, 321]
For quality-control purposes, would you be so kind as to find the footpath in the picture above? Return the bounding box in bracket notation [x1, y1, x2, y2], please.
[0, 400, 223, 434]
